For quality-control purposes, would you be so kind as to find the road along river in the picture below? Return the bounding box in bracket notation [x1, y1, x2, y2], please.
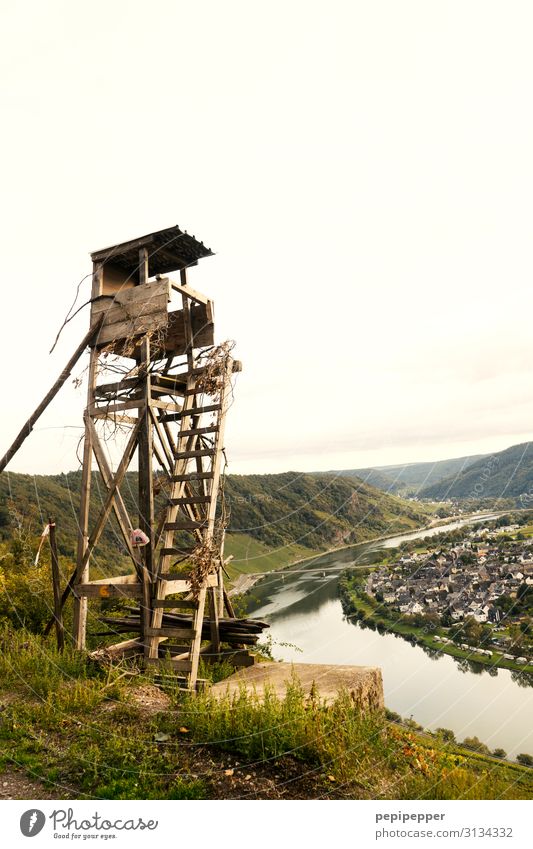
[247, 515, 533, 759]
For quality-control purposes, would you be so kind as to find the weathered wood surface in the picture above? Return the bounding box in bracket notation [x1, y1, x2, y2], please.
[73, 583, 143, 599]
[99, 611, 269, 646]
[91, 277, 171, 347]
[48, 518, 64, 652]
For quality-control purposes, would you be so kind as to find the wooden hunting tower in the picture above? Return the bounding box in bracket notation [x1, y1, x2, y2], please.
[72, 225, 245, 689]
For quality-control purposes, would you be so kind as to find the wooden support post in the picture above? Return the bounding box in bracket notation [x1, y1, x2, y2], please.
[73, 346, 99, 649]
[48, 518, 64, 652]
[0, 317, 103, 474]
[139, 246, 149, 286]
[189, 587, 207, 689]
[208, 585, 220, 654]
[138, 336, 155, 657]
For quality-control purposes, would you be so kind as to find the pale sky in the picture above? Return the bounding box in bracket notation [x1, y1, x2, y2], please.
[1, 0, 533, 476]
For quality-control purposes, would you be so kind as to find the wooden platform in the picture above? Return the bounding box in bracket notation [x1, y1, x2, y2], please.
[210, 662, 384, 710]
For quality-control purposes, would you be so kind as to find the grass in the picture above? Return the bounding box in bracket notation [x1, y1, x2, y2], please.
[0, 626, 532, 799]
[223, 533, 322, 581]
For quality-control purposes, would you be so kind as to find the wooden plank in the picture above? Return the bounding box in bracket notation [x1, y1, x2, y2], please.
[89, 638, 142, 660]
[91, 277, 170, 315]
[180, 426, 219, 437]
[173, 448, 213, 460]
[149, 400, 183, 412]
[72, 345, 99, 649]
[0, 317, 104, 474]
[138, 339, 155, 655]
[171, 472, 214, 482]
[170, 280, 211, 305]
[145, 627, 196, 640]
[208, 585, 220, 654]
[168, 404, 221, 419]
[94, 375, 147, 397]
[164, 520, 208, 531]
[91, 292, 168, 327]
[48, 518, 64, 652]
[74, 584, 143, 599]
[160, 579, 190, 593]
[91, 233, 155, 263]
[87, 574, 139, 585]
[163, 304, 214, 355]
[89, 399, 143, 415]
[90, 413, 139, 425]
[150, 408, 175, 472]
[139, 246, 149, 286]
[168, 496, 211, 505]
[189, 585, 207, 689]
[95, 308, 169, 348]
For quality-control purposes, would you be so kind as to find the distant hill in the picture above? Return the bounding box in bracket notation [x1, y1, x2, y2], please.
[0, 470, 429, 566]
[420, 442, 533, 501]
[332, 454, 485, 495]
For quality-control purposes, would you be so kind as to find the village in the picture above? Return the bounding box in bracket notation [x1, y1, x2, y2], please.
[364, 522, 533, 665]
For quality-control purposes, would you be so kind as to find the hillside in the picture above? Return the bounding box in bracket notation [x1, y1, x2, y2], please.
[1, 628, 532, 800]
[334, 454, 484, 495]
[0, 470, 429, 575]
[420, 442, 533, 501]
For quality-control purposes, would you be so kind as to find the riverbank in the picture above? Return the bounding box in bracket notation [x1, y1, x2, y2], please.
[229, 510, 509, 598]
[338, 576, 533, 678]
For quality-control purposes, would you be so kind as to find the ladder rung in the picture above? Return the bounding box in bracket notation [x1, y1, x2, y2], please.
[171, 472, 214, 482]
[176, 404, 222, 417]
[173, 448, 214, 460]
[145, 627, 196, 640]
[164, 521, 207, 531]
[180, 426, 219, 437]
[169, 496, 212, 505]
[152, 599, 197, 609]
[153, 375, 187, 387]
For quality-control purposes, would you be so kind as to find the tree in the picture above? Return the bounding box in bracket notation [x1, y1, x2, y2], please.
[435, 728, 455, 743]
[462, 616, 483, 644]
[492, 748, 506, 759]
[462, 736, 490, 754]
[495, 594, 515, 615]
[516, 753, 533, 766]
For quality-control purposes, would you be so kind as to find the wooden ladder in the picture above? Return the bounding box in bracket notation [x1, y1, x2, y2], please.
[144, 355, 233, 689]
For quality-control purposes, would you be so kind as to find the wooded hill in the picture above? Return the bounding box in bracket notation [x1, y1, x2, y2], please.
[0, 469, 429, 569]
[419, 442, 533, 502]
[333, 453, 485, 496]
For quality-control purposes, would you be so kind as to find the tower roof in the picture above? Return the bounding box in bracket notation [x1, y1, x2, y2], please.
[91, 225, 214, 275]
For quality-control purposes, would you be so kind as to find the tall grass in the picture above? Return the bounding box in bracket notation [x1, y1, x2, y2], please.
[0, 626, 532, 799]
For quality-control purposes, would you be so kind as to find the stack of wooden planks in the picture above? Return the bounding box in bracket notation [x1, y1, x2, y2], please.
[96, 609, 269, 647]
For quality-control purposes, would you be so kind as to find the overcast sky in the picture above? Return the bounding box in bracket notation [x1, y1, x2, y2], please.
[1, 0, 533, 476]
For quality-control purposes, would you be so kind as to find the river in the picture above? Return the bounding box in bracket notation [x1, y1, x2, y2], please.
[247, 515, 533, 759]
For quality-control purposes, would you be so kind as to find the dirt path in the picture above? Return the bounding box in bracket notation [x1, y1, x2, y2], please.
[0, 768, 76, 800]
